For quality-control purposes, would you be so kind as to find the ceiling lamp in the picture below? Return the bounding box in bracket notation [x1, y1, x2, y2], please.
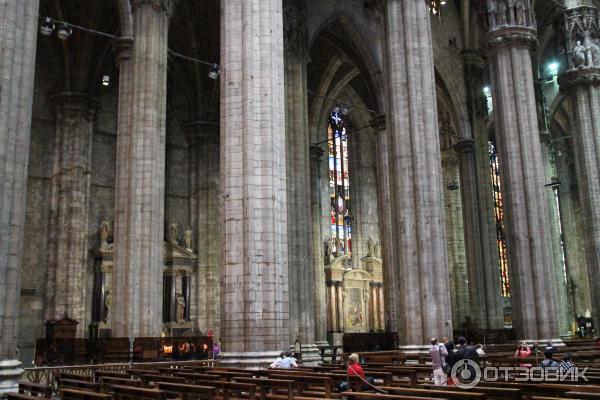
[40, 17, 55, 36]
[57, 23, 72, 40]
[102, 75, 110, 87]
[208, 63, 220, 80]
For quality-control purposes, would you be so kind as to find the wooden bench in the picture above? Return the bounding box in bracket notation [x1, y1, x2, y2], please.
[167, 378, 257, 400]
[420, 384, 521, 400]
[58, 378, 101, 392]
[268, 374, 333, 398]
[564, 392, 600, 399]
[17, 381, 52, 397]
[155, 381, 216, 399]
[174, 371, 222, 382]
[380, 386, 485, 399]
[342, 392, 447, 399]
[233, 377, 295, 400]
[60, 388, 112, 400]
[98, 376, 142, 391]
[141, 373, 186, 386]
[112, 384, 166, 400]
[7, 394, 46, 400]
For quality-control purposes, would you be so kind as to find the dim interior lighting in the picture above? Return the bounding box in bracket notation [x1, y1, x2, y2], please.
[102, 75, 110, 86]
[208, 63, 220, 80]
[57, 23, 72, 40]
[441, 0, 447, 4]
[483, 86, 491, 94]
[40, 17, 55, 36]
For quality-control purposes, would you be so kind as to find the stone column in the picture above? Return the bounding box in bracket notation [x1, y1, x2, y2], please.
[0, 0, 39, 393]
[371, 114, 398, 332]
[112, 0, 169, 338]
[459, 51, 505, 330]
[483, 0, 560, 340]
[441, 151, 470, 329]
[220, 0, 289, 363]
[186, 121, 220, 337]
[558, 4, 600, 329]
[310, 146, 328, 346]
[283, 1, 318, 362]
[45, 93, 98, 335]
[381, 0, 452, 345]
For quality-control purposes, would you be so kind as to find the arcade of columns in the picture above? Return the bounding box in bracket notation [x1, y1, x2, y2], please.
[2, 0, 600, 385]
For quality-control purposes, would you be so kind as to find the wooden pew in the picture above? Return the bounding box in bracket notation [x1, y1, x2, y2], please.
[564, 392, 600, 399]
[420, 384, 521, 400]
[58, 378, 101, 392]
[98, 376, 142, 392]
[112, 384, 166, 400]
[7, 394, 46, 400]
[166, 378, 257, 400]
[174, 371, 222, 382]
[155, 381, 216, 399]
[342, 392, 446, 399]
[140, 373, 186, 386]
[268, 374, 333, 398]
[17, 381, 52, 397]
[233, 377, 295, 400]
[60, 388, 112, 400]
[380, 386, 485, 399]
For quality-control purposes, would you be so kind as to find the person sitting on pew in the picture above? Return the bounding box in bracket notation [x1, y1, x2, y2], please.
[278, 351, 298, 368]
[558, 352, 576, 374]
[347, 353, 375, 390]
[540, 349, 559, 369]
[515, 342, 532, 368]
[270, 352, 286, 367]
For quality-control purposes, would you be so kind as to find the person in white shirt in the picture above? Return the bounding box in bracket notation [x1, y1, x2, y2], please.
[428, 337, 448, 386]
[270, 352, 286, 368]
[278, 352, 298, 368]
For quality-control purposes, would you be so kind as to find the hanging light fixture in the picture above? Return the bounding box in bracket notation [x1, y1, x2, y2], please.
[102, 75, 110, 86]
[40, 17, 55, 36]
[56, 23, 72, 40]
[208, 63, 220, 80]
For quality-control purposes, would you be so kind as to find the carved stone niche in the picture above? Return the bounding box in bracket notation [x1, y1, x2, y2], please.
[90, 244, 114, 338]
[162, 241, 197, 337]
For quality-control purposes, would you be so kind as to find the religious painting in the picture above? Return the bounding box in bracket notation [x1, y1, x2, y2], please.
[344, 287, 366, 331]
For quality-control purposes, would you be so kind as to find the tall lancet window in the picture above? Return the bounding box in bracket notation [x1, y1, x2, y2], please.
[328, 109, 352, 257]
[489, 137, 510, 298]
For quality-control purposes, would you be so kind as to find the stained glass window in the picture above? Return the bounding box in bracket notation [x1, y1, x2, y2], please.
[489, 138, 510, 298]
[328, 109, 351, 257]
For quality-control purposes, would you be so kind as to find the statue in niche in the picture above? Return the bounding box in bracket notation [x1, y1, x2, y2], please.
[99, 217, 111, 248]
[487, 0, 497, 29]
[325, 238, 335, 264]
[176, 293, 186, 323]
[506, 0, 515, 25]
[103, 290, 112, 324]
[367, 238, 374, 257]
[185, 226, 193, 250]
[170, 222, 178, 245]
[591, 38, 600, 67]
[497, 0, 507, 26]
[374, 242, 381, 259]
[573, 41, 586, 68]
[514, 0, 525, 25]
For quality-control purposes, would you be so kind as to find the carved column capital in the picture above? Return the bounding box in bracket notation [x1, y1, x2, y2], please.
[562, 6, 600, 71]
[309, 145, 324, 161]
[283, 0, 308, 60]
[112, 37, 133, 65]
[453, 138, 475, 155]
[370, 113, 386, 132]
[132, 0, 174, 13]
[559, 67, 600, 92]
[482, 27, 538, 55]
[50, 92, 99, 120]
[184, 120, 219, 144]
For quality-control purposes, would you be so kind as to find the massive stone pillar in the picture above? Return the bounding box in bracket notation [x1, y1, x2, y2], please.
[283, 1, 319, 363]
[441, 151, 470, 329]
[558, 4, 600, 329]
[220, 0, 289, 362]
[371, 115, 398, 333]
[483, 0, 560, 340]
[381, 0, 452, 345]
[310, 146, 328, 346]
[186, 121, 220, 337]
[459, 51, 504, 330]
[0, 0, 39, 393]
[45, 93, 98, 335]
[112, 0, 169, 338]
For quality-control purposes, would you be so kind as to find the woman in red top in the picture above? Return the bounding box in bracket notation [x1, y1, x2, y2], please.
[515, 342, 532, 368]
[347, 353, 374, 390]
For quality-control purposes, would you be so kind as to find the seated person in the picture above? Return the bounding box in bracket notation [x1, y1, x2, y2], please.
[278, 351, 298, 368]
[270, 352, 286, 368]
[540, 350, 559, 369]
[347, 353, 375, 391]
[558, 352, 575, 374]
[515, 342, 532, 368]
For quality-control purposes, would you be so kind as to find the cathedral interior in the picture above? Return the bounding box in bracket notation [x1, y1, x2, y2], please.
[2, 0, 600, 377]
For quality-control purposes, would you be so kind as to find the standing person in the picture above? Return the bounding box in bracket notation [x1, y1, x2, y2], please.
[212, 340, 221, 359]
[428, 338, 448, 386]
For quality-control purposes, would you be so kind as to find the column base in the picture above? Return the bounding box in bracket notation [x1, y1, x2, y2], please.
[0, 360, 24, 396]
[398, 344, 430, 355]
[217, 351, 282, 370]
[289, 344, 322, 366]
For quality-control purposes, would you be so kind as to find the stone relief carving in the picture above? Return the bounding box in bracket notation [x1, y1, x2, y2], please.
[103, 290, 112, 324]
[170, 221, 178, 245]
[486, 0, 535, 31]
[574, 41, 587, 68]
[176, 293, 185, 323]
[185, 226, 192, 250]
[564, 6, 600, 69]
[98, 217, 111, 248]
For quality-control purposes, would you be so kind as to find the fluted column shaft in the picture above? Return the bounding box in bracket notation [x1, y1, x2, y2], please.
[382, 0, 452, 344]
[45, 93, 98, 335]
[220, 0, 289, 352]
[484, 3, 559, 339]
[442, 151, 469, 328]
[310, 146, 328, 344]
[187, 122, 220, 337]
[112, 1, 169, 338]
[558, 4, 600, 330]
[0, 0, 39, 367]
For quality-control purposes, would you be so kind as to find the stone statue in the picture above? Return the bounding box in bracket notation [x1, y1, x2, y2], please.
[325, 238, 335, 264]
[573, 41, 586, 68]
[497, 0, 507, 26]
[591, 39, 600, 67]
[176, 293, 186, 322]
[185, 226, 192, 250]
[585, 308, 592, 318]
[514, 0, 524, 25]
[170, 222, 178, 245]
[487, 0, 497, 29]
[103, 290, 112, 323]
[99, 217, 111, 248]
[367, 238, 374, 257]
[374, 242, 381, 258]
